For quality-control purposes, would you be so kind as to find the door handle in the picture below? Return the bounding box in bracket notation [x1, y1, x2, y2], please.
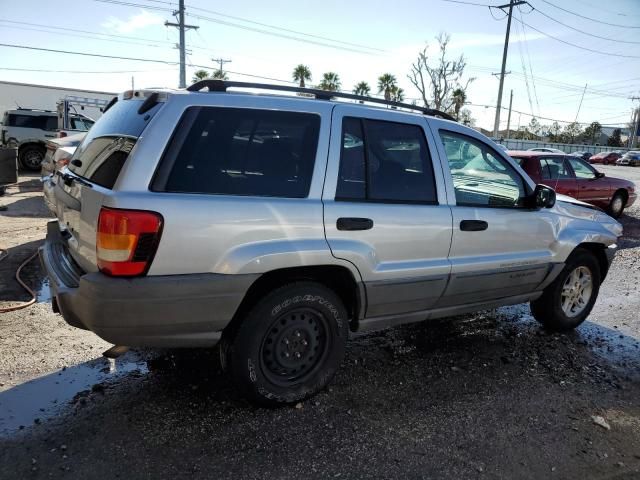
[337, 217, 374, 231]
[460, 220, 488, 231]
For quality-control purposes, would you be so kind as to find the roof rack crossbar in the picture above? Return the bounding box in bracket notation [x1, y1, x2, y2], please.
[186, 80, 456, 121]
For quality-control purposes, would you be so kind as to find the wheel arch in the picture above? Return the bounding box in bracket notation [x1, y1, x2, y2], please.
[225, 265, 365, 340]
[575, 242, 610, 280]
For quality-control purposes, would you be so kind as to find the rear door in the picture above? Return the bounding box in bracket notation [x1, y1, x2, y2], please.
[566, 156, 611, 208]
[323, 106, 453, 318]
[433, 126, 556, 307]
[538, 156, 578, 199]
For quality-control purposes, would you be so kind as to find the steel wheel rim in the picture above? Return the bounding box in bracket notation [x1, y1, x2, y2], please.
[260, 308, 330, 386]
[23, 150, 43, 168]
[561, 266, 593, 318]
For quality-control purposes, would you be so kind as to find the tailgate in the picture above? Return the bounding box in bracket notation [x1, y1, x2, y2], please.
[55, 93, 164, 272]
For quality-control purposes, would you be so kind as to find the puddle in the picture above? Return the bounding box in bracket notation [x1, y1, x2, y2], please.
[0, 353, 148, 438]
[36, 277, 52, 303]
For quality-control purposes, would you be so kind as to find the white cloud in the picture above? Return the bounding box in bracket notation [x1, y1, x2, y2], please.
[103, 10, 164, 34]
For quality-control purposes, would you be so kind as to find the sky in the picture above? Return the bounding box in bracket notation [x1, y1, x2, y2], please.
[0, 0, 639, 132]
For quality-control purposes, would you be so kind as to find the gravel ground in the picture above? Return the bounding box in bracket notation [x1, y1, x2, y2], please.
[0, 166, 639, 479]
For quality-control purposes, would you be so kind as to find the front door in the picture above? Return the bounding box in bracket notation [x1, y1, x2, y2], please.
[323, 106, 453, 318]
[433, 128, 557, 307]
[566, 156, 611, 209]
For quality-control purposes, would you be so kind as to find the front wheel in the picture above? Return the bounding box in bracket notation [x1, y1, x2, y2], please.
[224, 282, 349, 406]
[530, 249, 601, 332]
[608, 192, 626, 218]
[19, 145, 45, 171]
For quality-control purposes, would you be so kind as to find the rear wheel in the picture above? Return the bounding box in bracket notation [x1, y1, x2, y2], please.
[19, 145, 45, 171]
[223, 282, 349, 406]
[530, 249, 600, 332]
[608, 191, 626, 218]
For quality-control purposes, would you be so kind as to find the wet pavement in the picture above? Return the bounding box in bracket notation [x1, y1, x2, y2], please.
[0, 169, 639, 479]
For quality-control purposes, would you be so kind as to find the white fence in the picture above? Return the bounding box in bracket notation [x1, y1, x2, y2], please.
[492, 138, 631, 154]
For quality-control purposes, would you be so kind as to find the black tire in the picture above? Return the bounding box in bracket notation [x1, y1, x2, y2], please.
[224, 282, 349, 406]
[19, 145, 45, 171]
[607, 191, 626, 218]
[530, 249, 601, 332]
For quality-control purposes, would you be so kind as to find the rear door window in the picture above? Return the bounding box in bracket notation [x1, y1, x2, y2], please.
[539, 157, 571, 180]
[8, 114, 49, 129]
[160, 107, 320, 198]
[335, 117, 437, 203]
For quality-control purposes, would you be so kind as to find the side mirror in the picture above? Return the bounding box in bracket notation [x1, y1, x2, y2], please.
[534, 184, 556, 209]
[596, 172, 605, 178]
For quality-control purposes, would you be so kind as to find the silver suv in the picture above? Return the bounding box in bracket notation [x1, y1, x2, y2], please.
[40, 81, 622, 405]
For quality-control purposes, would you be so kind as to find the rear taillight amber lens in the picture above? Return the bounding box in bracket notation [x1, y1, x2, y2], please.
[97, 207, 163, 277]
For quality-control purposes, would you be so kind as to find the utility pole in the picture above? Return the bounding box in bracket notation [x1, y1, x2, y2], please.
[574, 83, 587, 123]
[506, 89, 513, 140]
[165, 0, 199, 89]
[493, 0, 528, 138]
[212, 58, 232, 76]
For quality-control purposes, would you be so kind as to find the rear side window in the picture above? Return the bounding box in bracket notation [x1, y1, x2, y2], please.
[69, 96, 162, 189]
[7, 114, 54, 130]
[336, 117, 437, 204]
[161, 107, 320, 198]
[540, 157, 571, 180]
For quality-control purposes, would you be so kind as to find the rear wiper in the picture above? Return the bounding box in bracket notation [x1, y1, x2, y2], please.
[60, 171, 93, 189]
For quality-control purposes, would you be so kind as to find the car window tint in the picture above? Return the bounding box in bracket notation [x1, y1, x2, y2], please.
[336, 117, 365, 200]
[164, 107, 320, 198]
[45, 116, 58, 131]
[539, 157, 571, 180]
[364, 119, 436, 203]
[567, 157, 596, 179]
[439, 130, 525, 208]
[9, 114, 49, 129]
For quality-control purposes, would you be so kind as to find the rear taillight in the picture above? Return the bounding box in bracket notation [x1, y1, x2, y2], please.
[97, 207, 163, 277]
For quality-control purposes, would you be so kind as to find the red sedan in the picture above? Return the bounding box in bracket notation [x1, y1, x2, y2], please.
[509, 151, 636, 218]
[589, 152, 621, 165]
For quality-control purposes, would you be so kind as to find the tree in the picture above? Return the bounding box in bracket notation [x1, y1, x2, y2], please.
[562, 122, 583, 144]
[607, 128, 623, 147]
[528, 118, 542, 138]
[452, 88, 466, 120]
[353, 81, 371, 96]
[292, 64, 311, 88]
[407, 33, 474, 110]
[459, 108, 475, 127]
[548, 121, 562, 142]
[377, 73, 397, 101]
[583, 121, 602, 145]
[192, 69, 209, 83]
[211, 69, 228, 80]
[390, 86, 405, 102]
[318, 72, 341, 91]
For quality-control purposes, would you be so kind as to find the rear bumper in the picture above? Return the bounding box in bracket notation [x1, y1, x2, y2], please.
[39, 221, 258, 347]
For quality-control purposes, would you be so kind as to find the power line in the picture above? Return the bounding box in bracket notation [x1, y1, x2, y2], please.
[535, 0, 640, 29]
[532, 7, 640, 44]
[187, 4, 385, 53]
[89, 0, 173, 12]
[187, 12, 377, 55]
[513, 17, 640, 59]
[0, 67, 173, 74]
[437, 0, 493, 6]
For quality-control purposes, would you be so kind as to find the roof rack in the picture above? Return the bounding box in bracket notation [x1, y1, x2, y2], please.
[186, 80, 456, 122]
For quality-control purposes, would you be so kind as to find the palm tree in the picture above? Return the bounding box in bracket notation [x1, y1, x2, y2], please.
[211, 69, 229, 80]
[292, 64, 312, 88]
[452, 88, 467, 120]
[353, 81, 371, 96]
[390, 86, 405, 102]
[377, 73, 397, 101]
[192, 69, 210, 83]
[318, 72, 341, 91]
